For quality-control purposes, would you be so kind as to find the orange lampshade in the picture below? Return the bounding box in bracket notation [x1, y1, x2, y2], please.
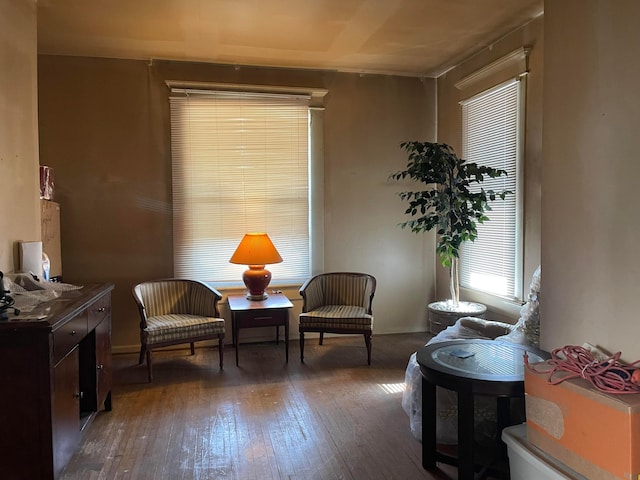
[229, 233, 283, 300]
[229, 233, 283, 266]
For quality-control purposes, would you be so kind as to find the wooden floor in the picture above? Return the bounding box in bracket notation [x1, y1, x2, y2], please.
[61, 332, 465, 480]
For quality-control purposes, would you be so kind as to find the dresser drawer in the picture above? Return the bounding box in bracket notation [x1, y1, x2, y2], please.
[87, 294, 111, 331]
[53, 313, 88, 365]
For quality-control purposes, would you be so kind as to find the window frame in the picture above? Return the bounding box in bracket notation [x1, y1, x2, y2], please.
[167, 82, 327, 288]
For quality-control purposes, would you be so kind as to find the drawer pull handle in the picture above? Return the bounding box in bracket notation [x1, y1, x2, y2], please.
[74, 392, 84, 399]
[96, 364, 104, 370]
[70, 330, 77, 336]
[96, 307, 106, 313]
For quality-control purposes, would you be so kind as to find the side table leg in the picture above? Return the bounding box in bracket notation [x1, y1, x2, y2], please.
[284, 315, 289, 363]
[496, 396, 512, 461]
[458, 389, 475, 480]
[234, 316, 240, 367]
[231, 314, 236, 347]
[422, 377, 437, 469]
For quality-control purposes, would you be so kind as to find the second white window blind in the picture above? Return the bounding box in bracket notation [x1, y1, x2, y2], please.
[460, 79, 523, 300]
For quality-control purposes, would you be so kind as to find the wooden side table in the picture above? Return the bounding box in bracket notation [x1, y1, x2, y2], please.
[227, 293, 293, 366]
[417, 339, 549, 479]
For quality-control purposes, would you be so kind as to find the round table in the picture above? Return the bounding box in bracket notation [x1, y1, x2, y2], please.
[417, 339, 549, 479]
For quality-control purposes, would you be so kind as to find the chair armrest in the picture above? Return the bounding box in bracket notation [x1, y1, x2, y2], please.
[299, 276, 324, 312]
[131, 284, 149, 328]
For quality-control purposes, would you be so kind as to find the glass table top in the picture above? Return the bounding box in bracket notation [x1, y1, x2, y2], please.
[418, 339, 548, 382]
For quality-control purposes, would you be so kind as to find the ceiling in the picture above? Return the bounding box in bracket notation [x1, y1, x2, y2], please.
[37, 0, 543, 78]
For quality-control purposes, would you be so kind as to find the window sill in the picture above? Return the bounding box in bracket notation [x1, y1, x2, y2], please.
[459, 287, 524, 323]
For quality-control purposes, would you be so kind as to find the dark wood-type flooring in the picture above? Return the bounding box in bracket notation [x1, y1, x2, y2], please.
[61, 332, 469, 480]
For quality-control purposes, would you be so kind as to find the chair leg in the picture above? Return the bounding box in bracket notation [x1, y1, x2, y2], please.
[364, 333, 372, 365]
[300, 332, 305, 362]
[138, 344, 146, 365]
[146, 349, 153, 382]
[319, 332, 324, 345]
[218, 335, 224, 370]
[190, 342, 195, 355]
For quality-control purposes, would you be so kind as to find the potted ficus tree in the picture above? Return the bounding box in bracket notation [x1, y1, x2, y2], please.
[390, 141, 511, 311]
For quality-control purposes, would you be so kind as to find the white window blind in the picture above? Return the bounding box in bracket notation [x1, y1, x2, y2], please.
[460, 79, 523, 301]
[170, 90, 310, 286]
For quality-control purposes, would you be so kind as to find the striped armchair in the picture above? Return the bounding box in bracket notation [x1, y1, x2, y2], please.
[132, 279, 225, 381]
[299, 272, 376, 365]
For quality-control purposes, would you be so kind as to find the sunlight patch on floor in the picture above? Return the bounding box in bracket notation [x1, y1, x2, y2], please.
[378, 383, 406, 394]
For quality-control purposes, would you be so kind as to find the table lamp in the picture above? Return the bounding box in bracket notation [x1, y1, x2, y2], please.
[229, 233, 283, 300]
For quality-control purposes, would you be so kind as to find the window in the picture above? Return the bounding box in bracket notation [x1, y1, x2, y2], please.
[170, 88, 316, 287]
[459, 78, 524, 301]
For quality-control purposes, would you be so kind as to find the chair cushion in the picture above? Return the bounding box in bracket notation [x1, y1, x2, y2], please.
[143, 314, 225, 345]
[299, 305, 373, 331]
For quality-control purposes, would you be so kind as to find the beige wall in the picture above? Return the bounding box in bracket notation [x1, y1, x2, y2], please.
[541, 1, 640, 361]
[0, 0, 40, 272]
[434, 16, 544, 322]
[37, 57, 437, 350]
[9, 2, 639, 363]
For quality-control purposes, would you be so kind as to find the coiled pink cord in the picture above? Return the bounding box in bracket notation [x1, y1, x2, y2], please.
[525, 345, 640, 394]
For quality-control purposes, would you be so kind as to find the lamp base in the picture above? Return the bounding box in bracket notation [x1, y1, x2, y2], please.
[242, 265, 272, 301]
[246, 292, 269, 301]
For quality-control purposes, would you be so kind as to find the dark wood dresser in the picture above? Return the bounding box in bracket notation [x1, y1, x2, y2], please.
[0, 283, 114, 479]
